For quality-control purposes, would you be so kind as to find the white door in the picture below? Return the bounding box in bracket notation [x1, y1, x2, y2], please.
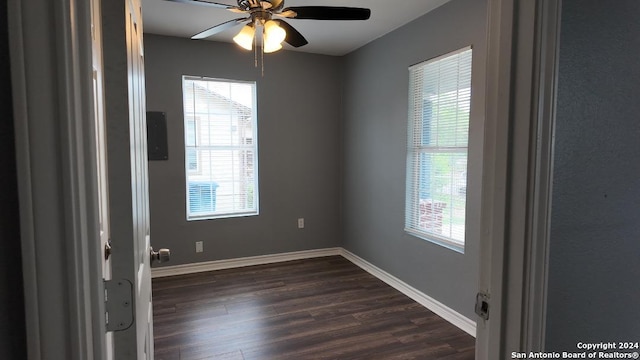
[102, 0, 157, 358]
[90, 0, 114, 357]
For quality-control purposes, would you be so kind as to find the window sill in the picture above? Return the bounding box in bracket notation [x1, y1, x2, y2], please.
[187, 211, 259, 222]
[404, 228, 465, 254]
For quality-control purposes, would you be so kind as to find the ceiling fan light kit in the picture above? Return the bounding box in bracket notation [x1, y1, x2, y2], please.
[166, 0, 371, 53]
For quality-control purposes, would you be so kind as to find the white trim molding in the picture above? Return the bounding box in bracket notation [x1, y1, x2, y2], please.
[521, 0, 561, 351]
[477, 1, 562, 357]
[152, 248, 342, 278]
[152, 247, 477, 337]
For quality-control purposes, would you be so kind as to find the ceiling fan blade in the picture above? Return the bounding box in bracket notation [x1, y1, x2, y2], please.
[192, 18, 250, 40]
[280, 6, 371, 20]
[274, 20, 308, 47]
[164, 0, 244, 12]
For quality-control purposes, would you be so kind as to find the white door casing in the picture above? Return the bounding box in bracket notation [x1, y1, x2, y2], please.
[102, 0, 154, 358]
[476, 0, 560, 358]
[91, 0, 114, 357]
[8, 0, 112, 358]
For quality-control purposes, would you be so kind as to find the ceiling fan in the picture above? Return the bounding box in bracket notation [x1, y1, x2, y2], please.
[165, 0, 371, 53]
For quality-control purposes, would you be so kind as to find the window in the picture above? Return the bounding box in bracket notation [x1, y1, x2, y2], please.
[405, 47, 472, 252]
[182, 76, 258, 220]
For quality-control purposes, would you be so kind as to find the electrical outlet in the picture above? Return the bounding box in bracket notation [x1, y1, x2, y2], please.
[195, 241, 203, 253]
[298, 218, 305, 229]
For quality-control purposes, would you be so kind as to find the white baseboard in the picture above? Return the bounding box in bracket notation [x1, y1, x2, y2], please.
[151, 247, 342, 278]
[151, 247, 476, 337]
[339, 249, 477, 337]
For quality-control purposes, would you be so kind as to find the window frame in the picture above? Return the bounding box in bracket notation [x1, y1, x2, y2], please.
[182, 75, 259, 221]
[404, 46, 473, 253]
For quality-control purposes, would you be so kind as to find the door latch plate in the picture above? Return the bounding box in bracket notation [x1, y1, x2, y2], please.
[475, 291, 490, 320]
[104, 239, 112, 260]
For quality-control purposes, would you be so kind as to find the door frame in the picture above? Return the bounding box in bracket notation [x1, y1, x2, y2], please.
[476, 0, 561, 358]
[9, 0, 563, 358]
[8, 0, 106, 359]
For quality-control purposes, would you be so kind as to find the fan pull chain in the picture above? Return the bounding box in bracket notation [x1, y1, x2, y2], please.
[254, 31, 258, 68]
[261, 38, 265, 77]
[251, 23, 264, 76]
[260, 25, 265, 77]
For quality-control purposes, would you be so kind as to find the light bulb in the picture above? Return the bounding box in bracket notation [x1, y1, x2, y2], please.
[233, 25, 255, 51]
[263, 42, 282, 53]
[264, 20, 287, 44]
[263, 20, 286, 53]
[264, 20, 286, 44]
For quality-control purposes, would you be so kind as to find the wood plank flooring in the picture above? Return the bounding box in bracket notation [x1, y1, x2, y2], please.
[152, 256, 475, 359]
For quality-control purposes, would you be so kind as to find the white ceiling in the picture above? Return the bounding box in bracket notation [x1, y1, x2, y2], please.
[142, 0, 451, 56]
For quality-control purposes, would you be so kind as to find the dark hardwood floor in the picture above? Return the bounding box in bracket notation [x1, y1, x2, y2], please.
[152, 256, 475, 360]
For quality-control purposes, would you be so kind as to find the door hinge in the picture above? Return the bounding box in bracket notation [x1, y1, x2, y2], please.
[475, 291, 490, 320]
[104, 279, 134, 332]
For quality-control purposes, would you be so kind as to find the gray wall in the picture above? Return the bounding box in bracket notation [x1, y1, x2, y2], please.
[144, 35, 343, 265]
[545, 0, 640, 349]
[341, 0, 486, 319]
[0, 1, 27, 357]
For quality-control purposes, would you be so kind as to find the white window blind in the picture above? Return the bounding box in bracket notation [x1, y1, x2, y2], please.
[405, 47, 472, 251]
[182, 76, 258, 220]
